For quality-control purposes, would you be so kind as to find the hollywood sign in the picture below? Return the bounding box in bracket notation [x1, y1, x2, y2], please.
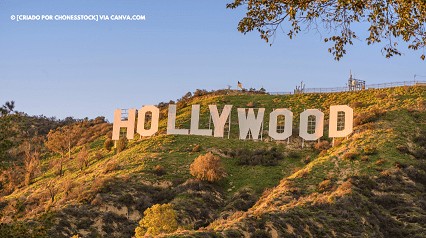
[112, 105, 353, 141]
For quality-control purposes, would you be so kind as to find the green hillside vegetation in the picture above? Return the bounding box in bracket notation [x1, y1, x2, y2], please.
[0, 86, 425, 237]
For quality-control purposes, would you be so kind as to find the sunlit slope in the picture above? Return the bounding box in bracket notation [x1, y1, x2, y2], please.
[0, 86, 424, 238]
[167, 87, 426, 237]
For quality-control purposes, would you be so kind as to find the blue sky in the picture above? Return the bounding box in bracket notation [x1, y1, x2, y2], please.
[1, 0, 425, 121]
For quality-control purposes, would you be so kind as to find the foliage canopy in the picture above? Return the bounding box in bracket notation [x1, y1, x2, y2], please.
[135, 203, 178, 237]
[227, 0, 426, 60]
[190, 152, 226, 182]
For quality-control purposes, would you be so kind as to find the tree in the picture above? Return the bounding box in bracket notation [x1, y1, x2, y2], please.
[45, 125, 81, 176]
[0, 116, 16, 161]
[46, 180, 58, 203]
[116, 137, 128, 153]
[0, 101, 17, 160]
[77, 145, 90, 171]
[0, 101, 15, 116]
[0, 164, 24, 194]
[227, 0, 426, 60]
[135, 203, 178, 237]
[190, 152, 226, 182]
[23, 142, 41, 186]
[104, 138, 114, 151]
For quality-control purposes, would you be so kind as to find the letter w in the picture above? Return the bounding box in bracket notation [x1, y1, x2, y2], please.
[237, 108, 265, 140]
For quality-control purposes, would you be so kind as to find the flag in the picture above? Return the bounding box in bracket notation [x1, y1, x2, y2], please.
[237, 81, 243, 89]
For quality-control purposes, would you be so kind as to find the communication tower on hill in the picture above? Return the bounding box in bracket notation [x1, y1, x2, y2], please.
[348, 72, 366, 91]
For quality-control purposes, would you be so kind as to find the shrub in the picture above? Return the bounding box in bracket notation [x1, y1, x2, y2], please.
[362, 145, 377, 155]
[252, 230, 272, 238]
[396, 145, 410, 154]
[223, 188, 257, 213]
[353, 108, 385, 126]
[190, 152, 226, 182]
[192, 144, 201, 152]
[77, 145, 90, 171]
[319, 150, 328, 156]
[342, 152, 359, 160]
[318, 179, 332, 191]
[104, 160, 119, 173]
[412, 132, 426, 159]
[23, 147, 41, 186]
[412, 148, 426, 160]
[104, 139, 114, 151]
[376, 93, 387, 99]
[153, 165, 166, 176]
[413, 132, 426, 147]
[350, 101, 364, 108]
[246, 101, 256, 108]
[118, 193, 134, 207]
[193, 89, 208, 97]
[223, 230, 244, 237]
[91, 193, 104, 206]
[135, 203, 178, 237]
[405, 164, 426, 185]
[333, 138, 343, 147]
[287, 151, 300, 158]
[93, 152, 103, 161]
[314, 140, 331, 151]
[234, 148, 284, 166]
[302, 155, 311, 164]
[116, 137, 128, 153]
[375, 158, 386, 166]
[1, 165, 24, 194]
[76, 218, 93, 230]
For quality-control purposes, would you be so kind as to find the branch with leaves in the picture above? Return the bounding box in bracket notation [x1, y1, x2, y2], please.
[227, 0, 426, 60]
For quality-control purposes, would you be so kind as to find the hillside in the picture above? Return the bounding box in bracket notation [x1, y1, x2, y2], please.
[0, 86, 425, 238]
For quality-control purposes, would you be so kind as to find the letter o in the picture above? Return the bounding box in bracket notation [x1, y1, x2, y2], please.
[137, 105, 159, 137]
[269, 109, 293, 140]
[299, 109, 324, 141]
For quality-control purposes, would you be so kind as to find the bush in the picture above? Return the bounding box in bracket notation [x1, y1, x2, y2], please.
[302, 155, 311, 164]
[287, 151, 300, 158]
[77, 145, 89, 171]
[353, 108, 385, 126]
[135, 203, 178, 237]
[412, 132, 426, 159]
[376, 93, 387, 99]
[375, 158, 386, 166]
[192, 144, 201, 152]
[350, 101, 364, 108]
[342, 152, 359, 160]
[233, 148, 284, 166]
[153, 165, 166, 176]
[223, 230, 244, 237]
[104, 139, 114, 151]
[318, 179, 332, 191]
[116, 137, 128, 153]
[314, 140, 331, 151]
[223, 188, 257, 213]
[413, 132, 426, 147]
[396, 145, 410, 154]
[362, 145, 377, 155]
[252, 230, 271, 238]
[193, 89, 208, 97]
[190, 152, 226, 182]
[246, 102, 256, 108]
[1, 165, 24, 194]
[117, 193, 134, 207]
[103, 160, 119, 174]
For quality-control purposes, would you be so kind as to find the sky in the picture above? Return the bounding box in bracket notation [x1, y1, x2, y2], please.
[1, 0, 425, 121]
